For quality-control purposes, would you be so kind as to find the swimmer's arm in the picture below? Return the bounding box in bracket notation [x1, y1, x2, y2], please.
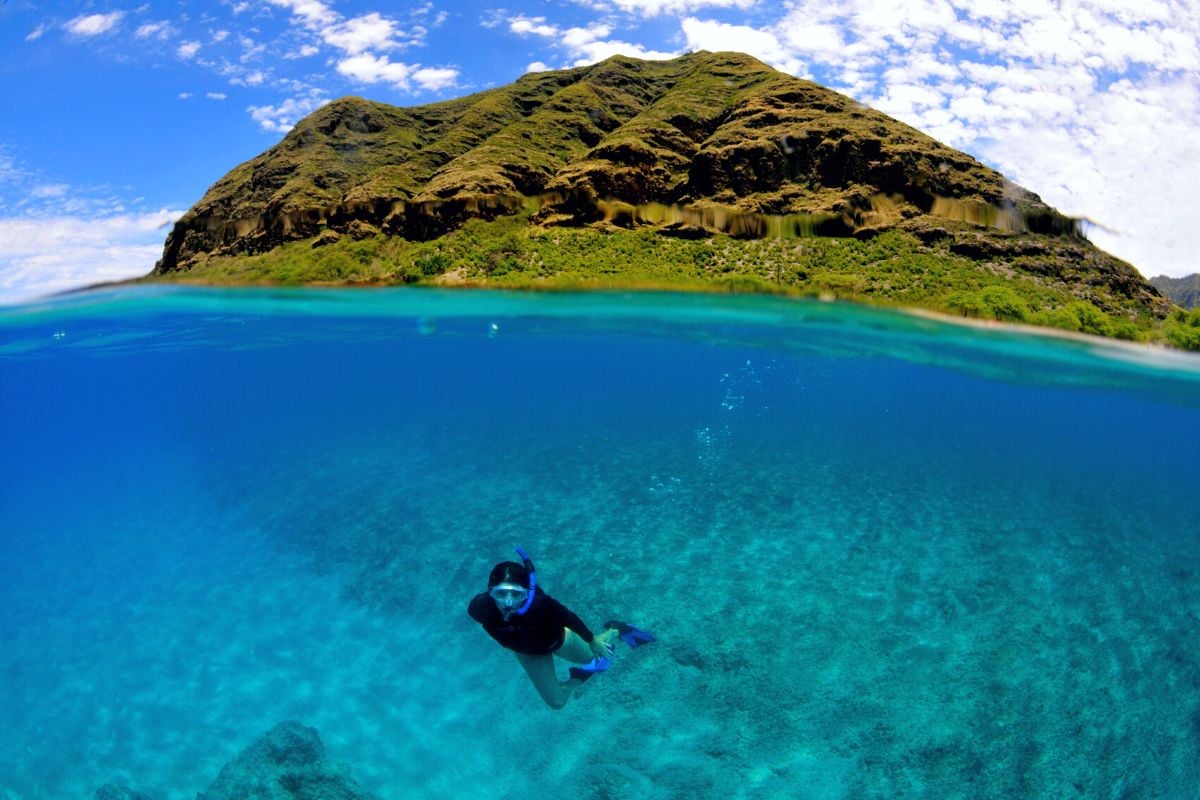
[467, 592, 492, 622]
[543, 595, 594, 642]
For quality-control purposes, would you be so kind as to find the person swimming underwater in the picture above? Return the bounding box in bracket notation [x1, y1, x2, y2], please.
[467, 547, 654, 709]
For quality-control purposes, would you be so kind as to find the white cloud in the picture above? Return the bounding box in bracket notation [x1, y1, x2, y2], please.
[218, 61, 257, 86]
[178, 92, 193, 100]
[30, 184, 69, 199]
[508, 18, 617, 52]
[779, 22, 847, 63]
[681, 18, 803, 75]
[65, 12, 124, 37]
[323, 13, 404, 55]
[286, 44, 321, 59]
[178, 41, 202, 59]
[136, 21, 175, 40]
[508, 14, 676, 66]
[26, 24, 48, 42]
[480, 9, 507, 29]
[336, 53, 413, 85]
[526, 61, 551, 73]
[607, 0, 758, 16]
[266, 0, 423, 55]
[239, 37, 268, 62]
[261, 0, 450, 92]
[334, 53, 458, 91]
[973, 76, 1200, 279]
[510, 16, 558, 38]
[874, 82, 947, 119]
[247, 94, 330, 133]
[413, 67, 460, 91]
[207, 92, 228, 100]
[0, 209, 183, 305]
[266, 0, 337, 30]
[562, 23, 614, 49]
[569, 39, 678, 65]
[0, 150, 26, 185]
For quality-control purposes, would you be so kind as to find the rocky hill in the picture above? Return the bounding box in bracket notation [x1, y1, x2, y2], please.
[152, 51, 1184, 342]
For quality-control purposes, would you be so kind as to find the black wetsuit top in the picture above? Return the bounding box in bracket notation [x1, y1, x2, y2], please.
[468, 590, 595, 655]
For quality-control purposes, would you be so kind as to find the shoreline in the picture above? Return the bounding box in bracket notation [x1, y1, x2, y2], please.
[16, 272, 1193, 358]
[122, 273, 1198, 356]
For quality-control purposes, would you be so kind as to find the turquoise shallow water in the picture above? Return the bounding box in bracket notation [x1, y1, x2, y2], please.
[2, 287, 1199, 799]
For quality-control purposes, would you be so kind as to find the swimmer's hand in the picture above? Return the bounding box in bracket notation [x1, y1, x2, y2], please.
[590, 630, 617, 658]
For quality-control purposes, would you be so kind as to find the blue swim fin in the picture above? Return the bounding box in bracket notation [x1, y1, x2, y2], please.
[568, 656, 612, 683]
[604, 619, 656, 648]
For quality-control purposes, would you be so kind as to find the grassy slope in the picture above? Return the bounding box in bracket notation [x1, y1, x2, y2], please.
[149, 210, 1200, 350]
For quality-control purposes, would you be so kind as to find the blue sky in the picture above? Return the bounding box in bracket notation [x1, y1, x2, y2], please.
[1, 0, 1197, 302]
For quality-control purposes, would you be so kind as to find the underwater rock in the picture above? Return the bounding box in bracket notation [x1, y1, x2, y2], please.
[197, 721, 376, 800]
[95, 785, 153, 800]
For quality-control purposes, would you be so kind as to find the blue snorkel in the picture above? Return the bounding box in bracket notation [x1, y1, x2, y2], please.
[513, 545, 537, 615]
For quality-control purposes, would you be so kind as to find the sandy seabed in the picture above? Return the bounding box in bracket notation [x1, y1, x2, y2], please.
[2, 308, 1198, 800]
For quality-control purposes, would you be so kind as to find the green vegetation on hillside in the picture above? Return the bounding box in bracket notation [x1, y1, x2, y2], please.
[150, 209, 1195, 349]
[1163, 307, 1200, 350]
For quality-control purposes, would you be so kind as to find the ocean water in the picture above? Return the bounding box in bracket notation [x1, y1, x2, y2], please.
[2, 286, 1199, 800]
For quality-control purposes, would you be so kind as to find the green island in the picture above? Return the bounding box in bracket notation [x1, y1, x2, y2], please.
[146, 51, 1200, 351]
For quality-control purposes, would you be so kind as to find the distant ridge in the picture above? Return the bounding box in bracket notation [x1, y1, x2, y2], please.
[1150, 274, 1200, 309]
[148, 51, 1198, 346]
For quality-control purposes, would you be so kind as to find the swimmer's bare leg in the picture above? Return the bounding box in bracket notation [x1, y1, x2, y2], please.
[556, 627, 620, 664]
[514, 651, 574, 709]
[513, 628, 622, 709]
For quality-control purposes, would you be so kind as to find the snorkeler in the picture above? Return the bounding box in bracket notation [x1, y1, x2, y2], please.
[467, 547, 655, 709]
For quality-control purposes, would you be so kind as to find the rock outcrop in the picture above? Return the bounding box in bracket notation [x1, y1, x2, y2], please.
[196, 721, 376, 800]
[92, 722, 374, 800]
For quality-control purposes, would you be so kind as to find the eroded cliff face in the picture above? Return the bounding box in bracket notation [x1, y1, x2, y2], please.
[153, 50, 1166, 318]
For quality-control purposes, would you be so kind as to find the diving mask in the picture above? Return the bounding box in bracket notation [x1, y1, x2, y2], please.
[489, 583, 529, 609]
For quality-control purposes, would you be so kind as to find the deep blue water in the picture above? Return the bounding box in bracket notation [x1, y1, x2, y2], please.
[2, 287, 1199, 799]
